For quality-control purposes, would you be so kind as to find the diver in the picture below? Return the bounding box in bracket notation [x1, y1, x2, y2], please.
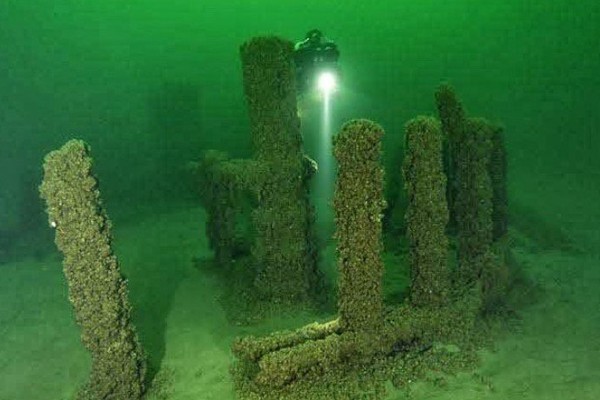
[294, 29, 340, 95]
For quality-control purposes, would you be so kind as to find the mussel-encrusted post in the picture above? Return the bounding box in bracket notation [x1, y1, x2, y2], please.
[240, 36, 319, 302]
[333, 119, 386, 332]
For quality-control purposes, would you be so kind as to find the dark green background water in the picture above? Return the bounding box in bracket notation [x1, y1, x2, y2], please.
[1, 2, 600, 399]
[2, 1, 599, 253]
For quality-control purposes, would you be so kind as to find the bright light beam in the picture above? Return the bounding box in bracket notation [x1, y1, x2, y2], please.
[317, 71, 337, 95]
[315, 88, 335, 238]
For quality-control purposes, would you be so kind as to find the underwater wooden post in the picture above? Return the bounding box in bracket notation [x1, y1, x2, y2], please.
[403, 116, 450, 307]
[435, 83, 467, 231]
[197, 150, 261, 265]
[333, 119, 386, 332]
[239, 36, 319, 302]
[479, 122, 511, 311]
[490, 125, 509, 240]
[197, 150, 238, 265]
[454, 118, 494, 282]
[39, 140, 146, 400]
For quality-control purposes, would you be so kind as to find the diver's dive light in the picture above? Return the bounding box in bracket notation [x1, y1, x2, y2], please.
[317, 71, 337, 95]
